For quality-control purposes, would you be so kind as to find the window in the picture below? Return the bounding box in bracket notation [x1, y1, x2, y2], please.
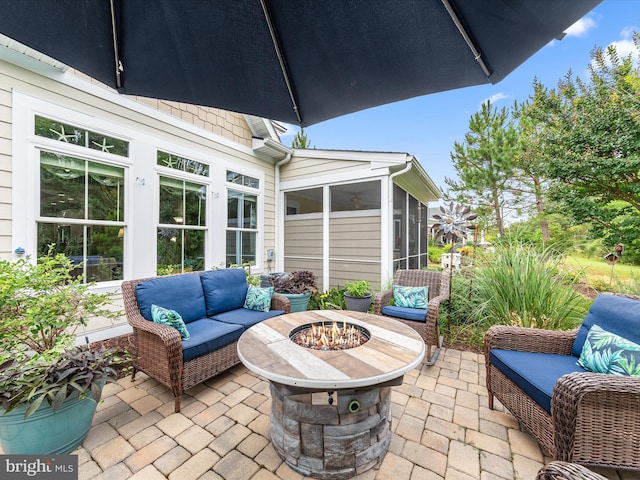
[38, 151, 125, 282]
[330, 181, 381, 212]
[35, 115, 129, 157]
[226, 190, 257, 266]
[227, 170, 258, 188]
[157, 176, 207, 274]
[158, 151, 209, 177]
[285, 188, 323, 215]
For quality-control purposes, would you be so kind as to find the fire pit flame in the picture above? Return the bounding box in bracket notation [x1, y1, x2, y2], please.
[290, 321, 370, 350]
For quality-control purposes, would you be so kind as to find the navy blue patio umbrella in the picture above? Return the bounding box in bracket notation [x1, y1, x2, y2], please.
[0, 0, 602, 126]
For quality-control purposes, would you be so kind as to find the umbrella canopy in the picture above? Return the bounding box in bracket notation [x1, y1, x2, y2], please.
[0, 0, 601, 127]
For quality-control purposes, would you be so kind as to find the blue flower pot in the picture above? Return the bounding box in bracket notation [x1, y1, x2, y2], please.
[279, 292, 311, 312]
[0, 395, 99, 454]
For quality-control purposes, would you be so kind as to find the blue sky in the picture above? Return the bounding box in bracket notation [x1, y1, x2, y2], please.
[281, 0, 638, 193]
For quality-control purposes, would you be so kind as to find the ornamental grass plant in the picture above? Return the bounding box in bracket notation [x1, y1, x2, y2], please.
[472, 241, 590, 330]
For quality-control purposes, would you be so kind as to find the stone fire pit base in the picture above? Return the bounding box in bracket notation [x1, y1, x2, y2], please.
[269, 380, 398, 480]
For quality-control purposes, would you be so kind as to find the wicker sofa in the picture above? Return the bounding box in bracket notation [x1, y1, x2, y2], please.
[122, 269, 290, 412]
[485, 293, 640, 470]
[373, 269, 450, 365]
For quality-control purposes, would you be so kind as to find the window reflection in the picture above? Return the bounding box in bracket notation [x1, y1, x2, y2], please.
[38, 151, 125, 283]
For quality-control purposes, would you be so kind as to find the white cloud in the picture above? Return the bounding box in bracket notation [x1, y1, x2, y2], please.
[481, 92, 509, 107]
[591, 27, 640, 69]
[279, 123, 298, 138]
[565, 16, 597, 37]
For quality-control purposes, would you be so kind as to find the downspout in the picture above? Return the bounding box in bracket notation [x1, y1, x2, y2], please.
[275, 153, 292, 272]
[385, 158, 413, 283]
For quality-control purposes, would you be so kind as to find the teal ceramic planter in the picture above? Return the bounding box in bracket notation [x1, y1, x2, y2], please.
[0, 395, 98, 454]
[279, 292, 311, 312]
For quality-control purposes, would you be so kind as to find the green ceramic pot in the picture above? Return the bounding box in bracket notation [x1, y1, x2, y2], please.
[0, 394, 99, 454]
[279, 292, 311, 313]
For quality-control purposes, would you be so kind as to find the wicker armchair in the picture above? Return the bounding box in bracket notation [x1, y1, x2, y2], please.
[122, 274, 290, 412]
[374, 269, 450, 365]
[485, 294, 640, 470]
[536, 462, 608, 480]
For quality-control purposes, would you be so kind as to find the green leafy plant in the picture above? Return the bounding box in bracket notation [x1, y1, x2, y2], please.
[472, 240, 589, 330]
[0, 249, 127, 418]
[344, 280, 371, 297]
[271, 270, 317, 294]
[309, 287, 345, 310]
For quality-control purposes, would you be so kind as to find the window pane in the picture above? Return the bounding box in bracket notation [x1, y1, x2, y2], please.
[158, 151, 209, 177]
[243, 195, 257, 228]
[225, 230, 256, 267]
[87, 161, 125, 221]
[286, 188, 323, 215]
[158, 227, 182, 271]
[35, 116, 85, 146]
[409, 195, 418, 257]
[86, 225, 124, 281]
[159, 177, 184, 224]
[35, 115, 129, 157]
[158, 228, 205, 274]
[40, 152, 85, 219]
[227, 170, 258, 188]
[88, 131, 129, 157]
[227, 191, 240, 228]
[184, 182, 206, 227]
[184, 229, 205, 272]
[331, 181, 381, 212]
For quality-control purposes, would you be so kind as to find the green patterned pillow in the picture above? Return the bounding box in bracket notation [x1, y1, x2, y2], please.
[151, 304, 190, 340]
[393, 285, 428, 309]
[578, 324, 640, 376]
[244, 286, 274, 312]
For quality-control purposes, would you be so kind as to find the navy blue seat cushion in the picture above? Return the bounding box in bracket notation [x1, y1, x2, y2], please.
[490, 349, 586, 413]
[182, 319, 244, 362]
[211, 308, 286, 329]
[201, 269, 248, 316]
[572, 294, 640, 357]
[381, 305, 427, 322]
[135, 274, 206, 323]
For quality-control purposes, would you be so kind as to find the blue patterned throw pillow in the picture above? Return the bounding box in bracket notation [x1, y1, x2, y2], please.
[151, 304, 190, 340]
[244, 286, 274, 312]
[393, 285, 428, 309]
[578, 324, 640, 376]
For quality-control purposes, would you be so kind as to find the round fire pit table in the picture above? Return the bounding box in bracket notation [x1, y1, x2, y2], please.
[237, 310, 425, 480]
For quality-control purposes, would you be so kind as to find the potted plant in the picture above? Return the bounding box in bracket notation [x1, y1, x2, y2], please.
[343, 280, 373, 312]
[270, 270, 317, 312]
[0, 249, 127, 454]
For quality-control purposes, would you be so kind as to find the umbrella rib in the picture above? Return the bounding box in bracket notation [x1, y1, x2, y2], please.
[259, 0, 302, 124]
[441, 0, 492, 79]
[109, 0, 123, 88]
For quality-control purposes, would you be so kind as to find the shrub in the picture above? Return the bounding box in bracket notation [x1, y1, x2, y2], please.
[472, 241, 588, 330]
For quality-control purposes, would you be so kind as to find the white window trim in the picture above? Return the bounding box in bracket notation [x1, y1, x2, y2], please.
[225, 168, 265, 271]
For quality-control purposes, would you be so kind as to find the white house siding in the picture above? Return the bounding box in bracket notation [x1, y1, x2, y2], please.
[1, 59, 278, 339]
[281, 156, 368, 183]
[329, 215, 381, 289]
[0, 84, 11, 256]
[283, 216, 324, 286]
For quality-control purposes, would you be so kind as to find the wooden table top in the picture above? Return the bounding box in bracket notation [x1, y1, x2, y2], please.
[237, 310, 425, 389]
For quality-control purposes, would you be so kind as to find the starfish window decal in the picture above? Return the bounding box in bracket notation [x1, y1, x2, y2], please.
[432, 202, 477, 244]
[91, 137, 114, 153]
[49, 125, 76, 143]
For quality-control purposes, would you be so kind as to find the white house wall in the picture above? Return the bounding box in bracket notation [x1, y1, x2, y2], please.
[0, 58, 278, 340]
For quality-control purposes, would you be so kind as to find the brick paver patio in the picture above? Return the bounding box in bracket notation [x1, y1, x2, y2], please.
[73, 348, 629, 480]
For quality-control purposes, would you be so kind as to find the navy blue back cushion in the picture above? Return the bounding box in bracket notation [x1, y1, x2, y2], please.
[135, 274, 206, 323]
[571, 294, 640, 357]
[201, 269, 248, 316]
